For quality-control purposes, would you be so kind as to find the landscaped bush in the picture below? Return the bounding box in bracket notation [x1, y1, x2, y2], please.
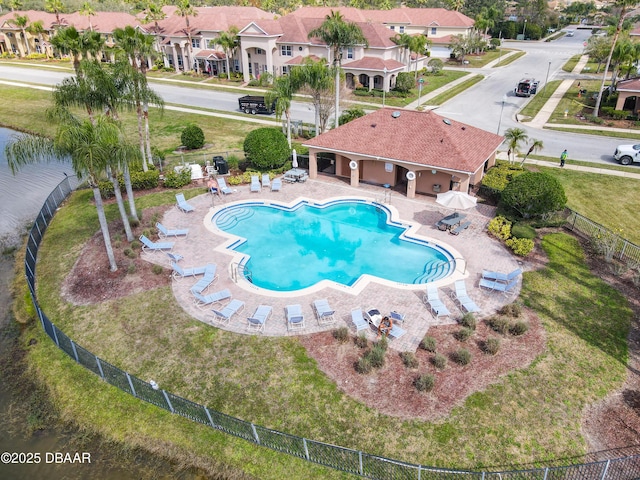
[400, 351, 419, 369]
[486, 315, 510, 334]
[243, 128, 290, 170]
[333, 327, 349, 343]
[414, 373, 435, 392]
[511, 223, 537, 240]
[488, 215, 535, 256]
[480, 162, 526, 199]
[452, 348, 471, 365]
[97, 169, 160, 198]
[365, 345, 386, 369]
[162, 169, 192, 188]
[432, 353, 447, 369]
[376, 335, 389, 351]
[483, 337, 501, 355]
[152, 264, 164, 275]
[338, 106, 366, 125]
[355, 333, 368, 349]
[499, 302, 522, 318]
[355, 357, 372, 374]
[428, 58, 444, 74]
[488, 215, 512, 241]
[505, 237, 535, 256]
[455, 327, 473, 342]
[501, 172, 567, 219]
[395, 72, 414, 93]
[181, 124, 205, 150]
[510, 320, 529, 336]
[420, 336, 437, 352]
[460, 312, 476, 330]
[123, 248, 135, 258]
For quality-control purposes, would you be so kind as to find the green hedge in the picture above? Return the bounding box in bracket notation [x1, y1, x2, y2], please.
[98, 169, 161, 198]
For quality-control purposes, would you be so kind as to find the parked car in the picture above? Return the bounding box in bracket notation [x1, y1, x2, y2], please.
[613, 144, 640, 165]
[565, 30, 575, 37]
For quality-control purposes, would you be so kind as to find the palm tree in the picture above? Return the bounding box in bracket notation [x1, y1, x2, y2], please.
[80, 1, 95, 31]
[5, 116, 125, 271]
[51, 26, 104, 75]
[409, 35, 428, 79]
[216, 26, 238, 81]
[9, 14, 30, 56]
[520, 138, 544, 167]
[391, 32, 412, 66]
[144, 1, 166, 66]
[266, 74, 301, 148]
[175, 0, 198, 73]
[593, 0, 637, 117]
[292, 58, 333, 136]
[308, 10, 368, 129]
[504, 127, 528, 164]
[27, 20, 47, 57]
[45, 0, 64, 27]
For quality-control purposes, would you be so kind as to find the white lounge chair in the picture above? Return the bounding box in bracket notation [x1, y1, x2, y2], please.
[351, 308, 369, 332]
[250, 175, 261, 192]
[261, 174, 270, 189]
[212, 299, 245, 325]
[286, 304, 306, 331]
[271, 178, 282, 192]
[217, 177, 233, 195]
[156, 222, 189, 238]
[192, 289, 232, 308]
[452, 280, 481, 313]
[313, 299, 336, 325]
[170, 261, 208, 281]
[175, 193, 194, 213]
[364, 308, 407, 339]
[139, 234, 174, 253]
[424, 285, 450, 319]
[189, 264, 217, 294]
[247, 304, 272, 332]
[481, 268, 522, 283]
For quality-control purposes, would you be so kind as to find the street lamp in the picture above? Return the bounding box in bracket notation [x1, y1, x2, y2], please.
[543, 60, 551, 96]
[418, 77, 424, 106]
[522, 19, 527, 38]
[497, 94, 507, 135]
[382, 66, 387, 107]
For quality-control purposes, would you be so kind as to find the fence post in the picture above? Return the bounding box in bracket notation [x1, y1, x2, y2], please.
[250, 423, 260, 444]
[303, 438, 309, 460]
[126, 373, 136, 397]
[600, 459, 610, 480]
[204, 407, 215, 428]
[70, 340, 79, 363]
[162, 390, 174, 413]
[95, 357, 105, 380]
[543, 467, 549, 480]
[358, 451, 363, 475]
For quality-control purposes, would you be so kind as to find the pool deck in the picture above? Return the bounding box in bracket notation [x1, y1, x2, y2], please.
[144, 175, 526, 352]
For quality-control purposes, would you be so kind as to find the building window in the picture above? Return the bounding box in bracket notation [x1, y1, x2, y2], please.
[282, 65, 288, 75]
[399, 26, 405, 33]
[192, 38, 200, 48]
[256, 48, 264, 54]
[431, 27, 437, 35]
[389, 25, 395, 31]
[177, 55, 183, 67]
[281, 45, 292, 56]
[347, 47, 354, 59]
[234, 59, 239, 72]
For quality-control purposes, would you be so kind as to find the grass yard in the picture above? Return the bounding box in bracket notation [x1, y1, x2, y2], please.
[492, 50, 526, 68]
[519, 80, 563, 121]
[562, 55, 581, 73]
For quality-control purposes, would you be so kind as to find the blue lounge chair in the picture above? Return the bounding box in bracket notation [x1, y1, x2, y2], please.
[189, 264, 217, 294]
[452, 280, 481, 313]
[247, 304, 272, 332]
[424, 284, 451, 318]
[479, 277, 518, 295]
[192, 289, 232, 308]
[139, 234, 174, 253]
[212, 299, 245, 326]
[261, 174, 270, 189]
[165, 252, 184, 263]
[313, 299, 336, 325]
[217, 177, 233, 195]
[170, 261, 208, 281]
[250, 175, 261, 192]
[286, 304, 306, 331]
[390, 310, 406, 326]
[450, 221, 471, 236]
[271, 178, 282, 192]
[156, 222, 189, 238]
[482, 268, 522, 283]
[350, 308, 369, 332]
[175, 193, 194, 213]
[364, 308, 406, 339]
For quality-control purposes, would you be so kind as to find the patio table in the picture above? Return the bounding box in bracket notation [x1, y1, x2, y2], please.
[438, 213, 466, 231]
[284, 168, 308, 183]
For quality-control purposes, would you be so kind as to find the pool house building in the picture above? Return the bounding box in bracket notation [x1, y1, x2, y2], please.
[303, 108, 504, 198]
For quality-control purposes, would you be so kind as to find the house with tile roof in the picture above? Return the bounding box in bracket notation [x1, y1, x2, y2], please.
[615, 77, 640, 114]
[303, 108, 503, 199]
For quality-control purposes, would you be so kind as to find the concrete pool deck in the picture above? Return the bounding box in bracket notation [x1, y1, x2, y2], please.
[144, 175, 525, 352]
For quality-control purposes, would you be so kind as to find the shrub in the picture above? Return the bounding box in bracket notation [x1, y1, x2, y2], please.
[181, 124, 205, 150]
[460, 312, 476, 330]
[488, 215, 512, 241]
[355, 333, 368, 349]
[355, 357, 372, 374]
[505, 237, 535, 256]
[152, 264, 164, 275]
[338, 107, 366, 125]
[481, 162, 526, 194]
[365, 345, 386, 369]
[428, 58, 444, 74]
[414, 373, 435, 392]
[455, 327, 473, 342]
[420, 336, 437, 352]
[612, 110, 627, 120]
[123, 248, 135, 259]
[376, 335, 389, 351]
[432, 353, 447, 369]
[486, 315, 511, 334]
[243, 128, 290, 170]
[511, 223, 537, 239]
[395, 72, 414, 93]
[400, 351, 419, 369]
[127, 264, 136, 274]
[510, 320, 529, 336]
[333, 327, 349, 343]
[483, 337, 501, 355]
[499, 302, 522, 318]
[452, 348, 471, 365]
[162, 169, 192, 188]
[500, 172, 567, 219]
[130, 240, 140, 251]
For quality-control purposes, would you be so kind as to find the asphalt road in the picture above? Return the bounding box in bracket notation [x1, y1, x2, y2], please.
[0, 33, 633, 165]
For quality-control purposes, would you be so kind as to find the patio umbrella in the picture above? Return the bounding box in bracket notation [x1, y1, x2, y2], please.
[436, 190, 477, 210]
[292, 149, 298, 168]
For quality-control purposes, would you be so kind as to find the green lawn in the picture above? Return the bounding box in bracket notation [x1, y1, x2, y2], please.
[519, 80, 563, 121]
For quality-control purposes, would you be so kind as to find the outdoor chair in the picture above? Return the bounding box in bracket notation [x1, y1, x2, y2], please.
[482, 268, 522, 283]
[175, 193, 195, 213]
[165, 252, 184, 264]
[364, 308, 407, 340]
[313, 299, 336, 325]
[390, 310, 406, 326]
[479, 278, 519, 295]
[156, 222, 189, 238]
[139, 234, 174, 253]
[189, 264, 218, 295]
[261, 174, 270, 189]
[192, 289, 232, 309]
[212, 299, 246, 326]
[250, 175, 261, 192]
[271, 178, 282, 192]
[423, 284, 451, 319]
[217, 177, 233, 195]
[450, 221, 471, 236]
[286, 304, 306, 331]
[246, 304, 272, 332]
[350, 308, 369, 332]
[170, 261, 208, 281]
[452, 280, 481, 313]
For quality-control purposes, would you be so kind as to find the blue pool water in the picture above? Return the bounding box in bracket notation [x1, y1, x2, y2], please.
[213, 199, 454, 291]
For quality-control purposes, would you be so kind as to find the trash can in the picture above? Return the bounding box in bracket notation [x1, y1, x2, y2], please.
[213, 156, 228, 175]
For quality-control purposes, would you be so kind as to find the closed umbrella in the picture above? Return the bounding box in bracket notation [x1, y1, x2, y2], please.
[436, 190, 477, 210]
[292, 149, 298, 168]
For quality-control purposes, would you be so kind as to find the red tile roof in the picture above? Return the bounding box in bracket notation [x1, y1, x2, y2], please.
[285, 54, 322, 65]
[0, 10, 139, 32]
[194, 49, 226, 59]
[155, 6, 272, 36]
[343, 57, 405, 71]
[303, 108, 503, 173]
[616, 77, 640, 92]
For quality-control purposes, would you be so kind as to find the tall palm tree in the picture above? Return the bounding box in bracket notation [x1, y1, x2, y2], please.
[504, 127, 528, 164]
[520, 138, 544, 167]
[292, 58, 333, 136]
[144, 1, 167, 65]
[9, 14, 30, 56]
[308, 10, 368, 129]
[175, 0, 198, 73]
[45, 0, 64, 27]
[5, 116, 125, 271]
[266, 74, 301, 148]
[27, 19, 47, 57]
[216, 26, 238, 80]
[391, 32, 412, 66]
[79, 1, 95, 31]
[593, 0, 637, 117]
[409, 35, 428, 79]
[51, 26, 104, 75]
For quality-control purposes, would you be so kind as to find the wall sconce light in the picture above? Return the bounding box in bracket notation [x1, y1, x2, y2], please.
[431, 169, 437, 174]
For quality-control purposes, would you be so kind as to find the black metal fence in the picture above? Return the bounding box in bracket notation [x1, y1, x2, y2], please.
[23, 176, 640, 479]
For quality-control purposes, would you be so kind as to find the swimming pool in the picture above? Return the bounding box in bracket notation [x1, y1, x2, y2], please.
[212, 199, 455, 292]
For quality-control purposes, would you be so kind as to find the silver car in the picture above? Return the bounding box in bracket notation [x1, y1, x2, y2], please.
[613, 144, 640, 165]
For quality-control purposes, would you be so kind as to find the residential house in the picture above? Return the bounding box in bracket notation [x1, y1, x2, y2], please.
[303, 108, 503, 199]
